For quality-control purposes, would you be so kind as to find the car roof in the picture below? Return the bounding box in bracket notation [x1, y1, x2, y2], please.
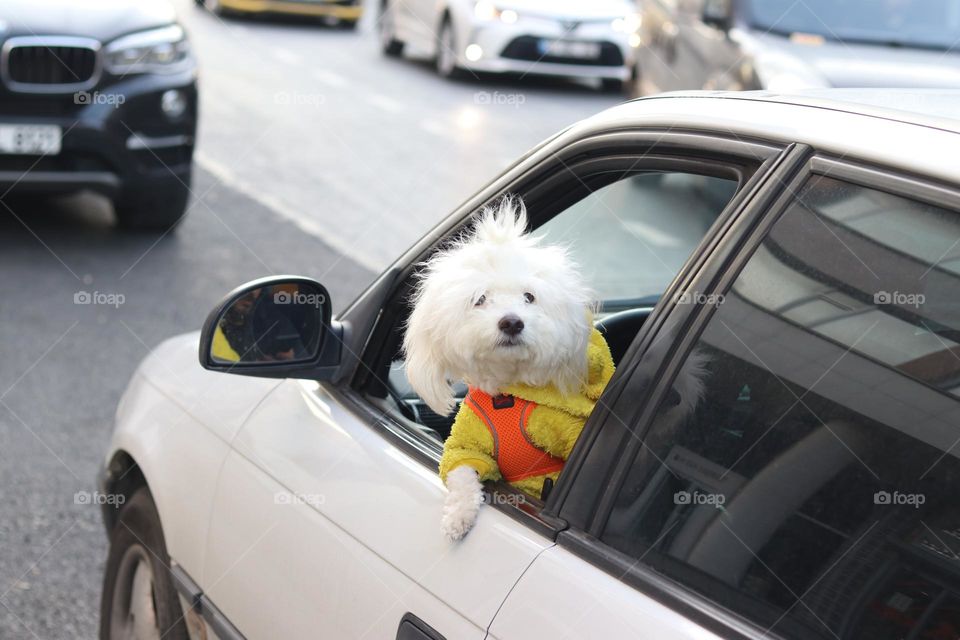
[577, 90, 960, 186]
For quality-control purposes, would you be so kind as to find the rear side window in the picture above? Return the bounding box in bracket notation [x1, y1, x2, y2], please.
[602, 174, 960, 639]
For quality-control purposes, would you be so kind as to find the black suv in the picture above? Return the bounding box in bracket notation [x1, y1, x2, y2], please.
[1, 0, 198, 230]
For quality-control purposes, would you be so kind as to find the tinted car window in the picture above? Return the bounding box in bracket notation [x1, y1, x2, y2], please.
[602, 175, 960, 639]
[747, 0, 960, 50]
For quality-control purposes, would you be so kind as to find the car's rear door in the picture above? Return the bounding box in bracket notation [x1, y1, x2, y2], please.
[492, 141, 960, 639]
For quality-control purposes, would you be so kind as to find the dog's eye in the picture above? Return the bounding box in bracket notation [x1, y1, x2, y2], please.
[524, 292, 535, 303]
[474, 294, 486, 306]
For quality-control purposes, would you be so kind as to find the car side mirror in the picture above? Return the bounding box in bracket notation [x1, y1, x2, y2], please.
[702, 0, 733, 31]
[199, 276, 342, 380]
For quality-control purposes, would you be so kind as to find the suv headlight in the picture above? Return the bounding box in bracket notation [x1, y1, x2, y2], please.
[105, 25, 192, 75]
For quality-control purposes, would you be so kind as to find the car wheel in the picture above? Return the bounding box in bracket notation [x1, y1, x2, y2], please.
[114, 180, 190, 232]
[100, 488, 189, 640]
[204, 0, 227, 16]
[379, 6, 404, 56]
[601, 78, 624, 93]
[628, 63, 644, 99]
[435, 18, 464, 79]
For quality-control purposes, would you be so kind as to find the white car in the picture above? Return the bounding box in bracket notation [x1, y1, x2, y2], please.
[377, 0, 640, 90]
[100, 90, 960, 640]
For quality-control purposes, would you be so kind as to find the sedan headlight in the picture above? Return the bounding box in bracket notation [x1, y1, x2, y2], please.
[105, 25, 192, 75]
[474, 0, 500, 20]
[474, 0, 517, 23]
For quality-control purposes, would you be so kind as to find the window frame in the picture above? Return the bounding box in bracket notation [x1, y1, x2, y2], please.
[335, 127, 783, 537]
[554, 150, 960, 639]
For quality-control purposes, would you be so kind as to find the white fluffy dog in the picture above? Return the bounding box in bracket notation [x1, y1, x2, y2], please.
[404, 197, 599, 539]
[404, 198, 709, 540]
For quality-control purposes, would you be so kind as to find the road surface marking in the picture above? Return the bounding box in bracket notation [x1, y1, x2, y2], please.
[312, 69, 348, 87]
[365, 92, 404, 113]
[271, 47, 303, 66]
[195, 150, 382, 272]
[418, 118, 448, 137]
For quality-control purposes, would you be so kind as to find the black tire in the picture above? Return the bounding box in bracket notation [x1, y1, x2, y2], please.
[114, 180, 190, 232]
[379, 7, 404, 56]
[202, 0, 229, 17]
[100, 488, 189, 640]
[339, 19, 359, 30]
[435, 18, 464, 79]
[627, 63, 644, 99]
[602, 78, 624, 93]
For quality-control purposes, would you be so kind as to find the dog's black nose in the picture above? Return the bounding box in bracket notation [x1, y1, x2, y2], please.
[498, 315, 524, 336]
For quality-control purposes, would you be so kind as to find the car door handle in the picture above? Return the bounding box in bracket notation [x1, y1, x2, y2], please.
[397, 612, 446, 640]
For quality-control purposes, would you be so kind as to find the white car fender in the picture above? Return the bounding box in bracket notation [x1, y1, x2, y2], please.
[106, 331, 281, 586]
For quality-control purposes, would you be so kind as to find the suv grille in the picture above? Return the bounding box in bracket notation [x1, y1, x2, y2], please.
[1, 37, 100, 93]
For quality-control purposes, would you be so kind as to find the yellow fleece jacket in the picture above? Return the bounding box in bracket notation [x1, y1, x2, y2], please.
[438, 328, 615, 498]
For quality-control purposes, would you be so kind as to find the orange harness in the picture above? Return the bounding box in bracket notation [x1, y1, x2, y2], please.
[464, 387, 566, 483]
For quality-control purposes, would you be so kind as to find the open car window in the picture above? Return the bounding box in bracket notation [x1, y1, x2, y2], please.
[378, 169, 739, 444]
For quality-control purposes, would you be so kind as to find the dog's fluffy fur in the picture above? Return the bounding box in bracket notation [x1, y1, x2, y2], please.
[404, 198, 595, 539]
[404, 197, 594, 417]
[404, 197, 711, 540]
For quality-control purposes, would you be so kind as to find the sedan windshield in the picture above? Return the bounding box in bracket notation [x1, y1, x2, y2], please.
[747, 0, 960, 51]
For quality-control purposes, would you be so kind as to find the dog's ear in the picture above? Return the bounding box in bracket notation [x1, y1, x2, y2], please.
[403, 299, 457, 416]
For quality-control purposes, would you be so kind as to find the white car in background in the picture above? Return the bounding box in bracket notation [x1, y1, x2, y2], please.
[377, 0, 640, 90]
[100, 91, 960, 640]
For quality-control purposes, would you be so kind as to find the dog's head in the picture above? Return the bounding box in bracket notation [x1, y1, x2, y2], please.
[404, 197, 595, 415]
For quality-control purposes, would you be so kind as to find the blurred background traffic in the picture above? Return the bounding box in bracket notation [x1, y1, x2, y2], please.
[0, 0, 958, 637]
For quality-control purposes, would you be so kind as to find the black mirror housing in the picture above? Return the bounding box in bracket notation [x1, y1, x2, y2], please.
[702, 0, 733, 30]
[199, 275, 343, 380]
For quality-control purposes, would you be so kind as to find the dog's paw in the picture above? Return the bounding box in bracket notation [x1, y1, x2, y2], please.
[442, 466, 483, 541]
[441, 505, 478, 541]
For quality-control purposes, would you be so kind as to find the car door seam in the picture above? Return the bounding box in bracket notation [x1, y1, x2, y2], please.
[484, 542, 557, 638]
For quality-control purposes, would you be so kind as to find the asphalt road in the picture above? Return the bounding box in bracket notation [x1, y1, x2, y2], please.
[0, 2, 618, 637]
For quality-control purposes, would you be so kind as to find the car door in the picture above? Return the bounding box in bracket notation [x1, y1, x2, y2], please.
[492, 151, 960, 639]
[200, 128, 784, 639]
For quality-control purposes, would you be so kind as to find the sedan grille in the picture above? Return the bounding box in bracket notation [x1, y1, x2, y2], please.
[500, 36, 624, 67]
[1, 37, 101, 93]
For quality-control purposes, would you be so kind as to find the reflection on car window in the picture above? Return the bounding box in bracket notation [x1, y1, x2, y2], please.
[602, 176, 960, 639]
[538, 172, 736, 305]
